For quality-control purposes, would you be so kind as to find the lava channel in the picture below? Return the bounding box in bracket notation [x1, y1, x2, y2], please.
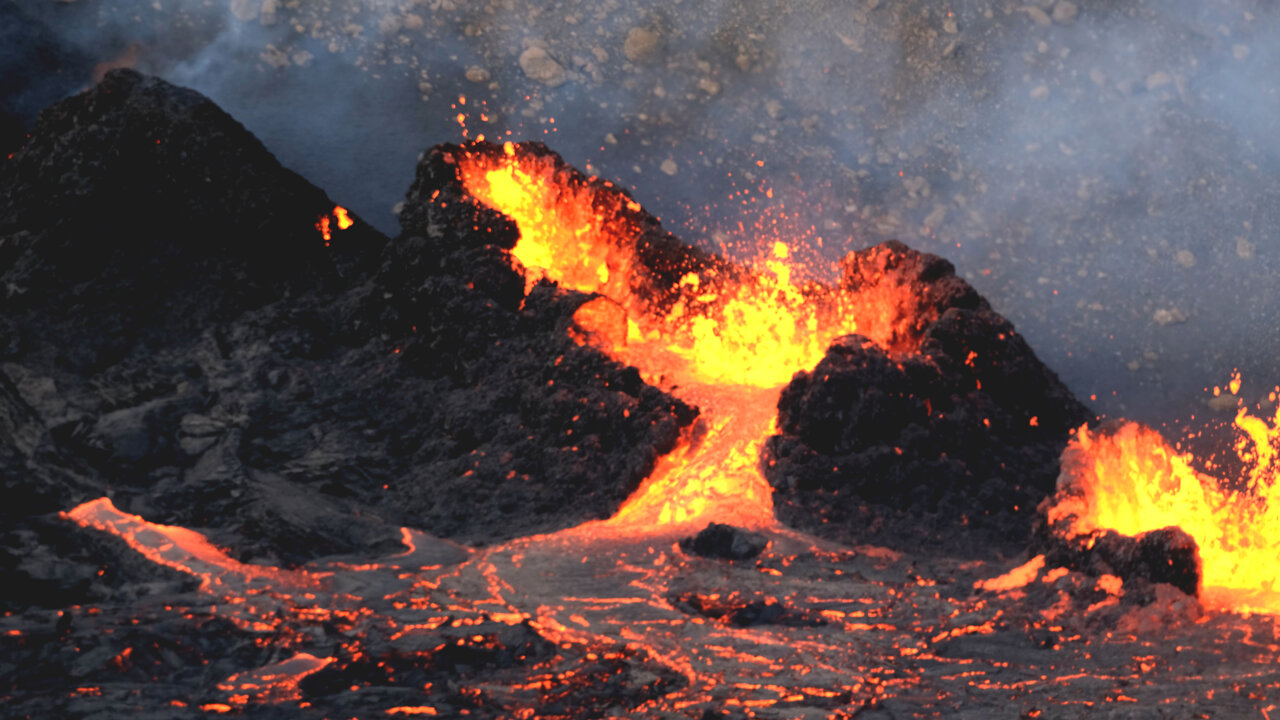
[455, 140, 935, 535]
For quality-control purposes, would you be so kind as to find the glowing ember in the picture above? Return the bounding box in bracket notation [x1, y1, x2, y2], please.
[455, 142, 930, 530]
[334, 205, 354, 230]
[316, 205, 354, 244]
[1048, 378, 1280, 614]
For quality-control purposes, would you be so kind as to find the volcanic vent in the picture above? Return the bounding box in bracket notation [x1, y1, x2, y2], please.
[1040, 376, 1280, 615]
[411, 139, 1091, 548]
[13, 72, 1280, 719]
[447, 139, 948, 532]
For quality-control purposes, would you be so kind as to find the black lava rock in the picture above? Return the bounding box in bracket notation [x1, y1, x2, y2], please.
[1, 68, 389, 374]
[1037, 525, 1202, 599]
[766, 241, 1093, 555]
[671, 592, 825, 628]
[679, 523, 769, 560]
[0, 71, 696, 581]
[0, 108, 23, 158]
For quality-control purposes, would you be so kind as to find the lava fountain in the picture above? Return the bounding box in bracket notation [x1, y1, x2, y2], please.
[1047, 375, 1280, 614]
[455, 141, 934, 533]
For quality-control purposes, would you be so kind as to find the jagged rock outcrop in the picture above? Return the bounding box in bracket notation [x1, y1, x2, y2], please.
[766, 242, 1093, 554]
[0, 71, 694, 591]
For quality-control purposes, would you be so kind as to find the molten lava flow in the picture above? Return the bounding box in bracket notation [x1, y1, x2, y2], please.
[1048, 380, 1280, 613]
[456, 142, 929, 532]
[609, 383, 780, 530]
[218, 653, 334, 706]
[460, 142, 639, 303]
[974, 555, 1046, 593]
[63, 497, 314, 592]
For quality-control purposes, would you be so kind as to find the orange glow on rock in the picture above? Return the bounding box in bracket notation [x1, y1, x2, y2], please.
[974, 554, 1045, 593]
[1048, 388, 1280, 614]
[455, 142, 932, 532]
[62, 496, 315, 591]
[334, 205, 354, 230]
[316, 214, 332, 244]
[568, 296, 629, 350]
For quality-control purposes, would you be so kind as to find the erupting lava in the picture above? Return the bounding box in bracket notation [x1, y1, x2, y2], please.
[54, 142, 952, 716]
[49, 138, 1280, 717]
[1048, 377, 1280, 614]
[456, 142, 931, 532]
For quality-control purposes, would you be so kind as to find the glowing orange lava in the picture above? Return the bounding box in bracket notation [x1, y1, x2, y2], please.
[316, 215, 332, 244]
[334, 205, 354, 230]
[974, 554, 1045, 593]
[316, 205, 354, 245]
[455, 142, 929, 532]
[62, 497, 315, 591]
[1048, 377, 1280, 614]
[218, 653, 334, 705]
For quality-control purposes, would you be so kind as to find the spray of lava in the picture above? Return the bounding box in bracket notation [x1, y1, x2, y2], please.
[456, 141, 931, 533]
[1048, 375, 1280, 614]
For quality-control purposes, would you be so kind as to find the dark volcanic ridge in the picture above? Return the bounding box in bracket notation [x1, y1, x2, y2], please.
[1, 69, 695, 569]
[2, 69, 1090, 570]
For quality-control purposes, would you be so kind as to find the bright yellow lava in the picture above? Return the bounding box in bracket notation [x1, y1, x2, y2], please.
[456, 142, 931, 531]
[1050, 376, 1280, 614]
